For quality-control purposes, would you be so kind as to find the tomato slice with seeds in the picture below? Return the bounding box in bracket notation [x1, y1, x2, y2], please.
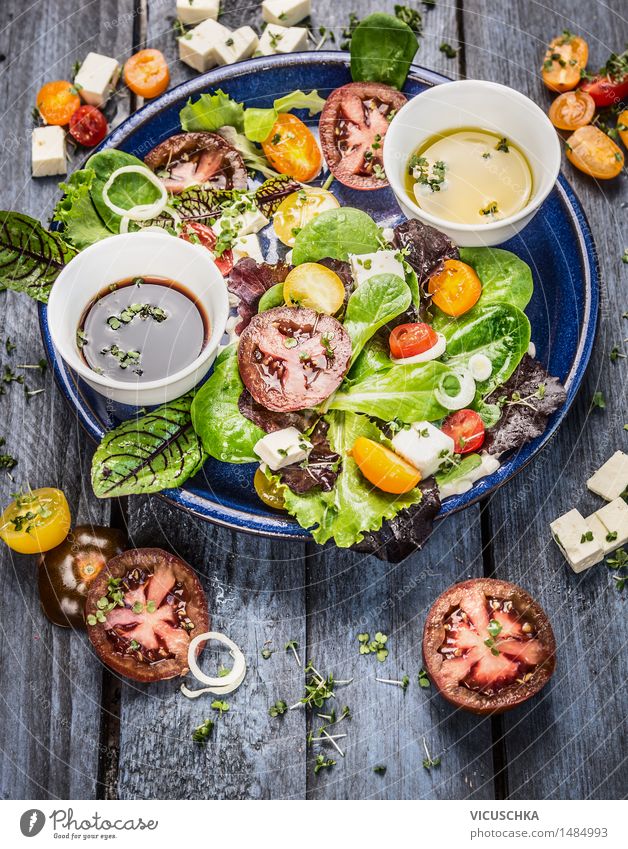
[566, 125, 624, 179]
[36, 80, 81, 125]
[427, 259, 482, 317]
[441, 410, 485, 454]
[69, 105, 108, 147]
[124, 49, 170, 99]
[541, 33, 588, 92]
[389, 322, 438, 359]
[262, 114, 322, 183]
[618, 109, 628, 150]
[180, 221, 234, 276]
[548, 90, 595, 131]
[352, 436, 421, 495]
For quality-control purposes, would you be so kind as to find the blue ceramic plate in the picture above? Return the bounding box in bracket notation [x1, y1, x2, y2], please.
[39, 52, 599, 539]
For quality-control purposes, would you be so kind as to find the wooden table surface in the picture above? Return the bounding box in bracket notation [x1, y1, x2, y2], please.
[0, 0, 626, 801]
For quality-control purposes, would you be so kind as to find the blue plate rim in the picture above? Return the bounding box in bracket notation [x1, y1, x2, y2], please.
[39, 52, 600, 540]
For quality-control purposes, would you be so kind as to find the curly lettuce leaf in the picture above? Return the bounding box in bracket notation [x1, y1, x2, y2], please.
[217, 127, 281, 179]
[292, 208, 382, 264]
[343, 273, 411, 365]
[180, 89, 245, 133]
[191, 345, 265, 463]
[244, 90, 326, 142]
[53, 170, 112, 249]
[277, 411, 422, 547]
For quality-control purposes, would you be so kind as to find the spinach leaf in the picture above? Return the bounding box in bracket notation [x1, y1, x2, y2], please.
[343, 273, 411, 365]
[53, 170, 112, 249]
[437, 303, 531, 395]
[191, 345, 265, 463]
[87, 150, 163, 232]
[277, 411, 423, 547]
[180, 89, 245, 133]
[459, 247, 534, 311]
[258, 282, 285, 312]
[346, 334, 392, 384]
[91, 392, 206, 498]
[0, 211, 77, 303]
[292, 207, 382, 264]
[350, 12, 418, 90]
[329, 360, 451, 422]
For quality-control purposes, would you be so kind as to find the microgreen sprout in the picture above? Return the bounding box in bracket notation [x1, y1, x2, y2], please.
[418, 668, 431, 688]
[357, 631, 389, 661]
[285, 639, 301, 666]
[376, 675, 410, 693]
[211, 700, 229, 715]
[192, 718, 214, 744]
[314, 754, 336, 775]
[373, 765, 387, 775]
[422, 738, 441, 770]
[269, 700, 288, 717]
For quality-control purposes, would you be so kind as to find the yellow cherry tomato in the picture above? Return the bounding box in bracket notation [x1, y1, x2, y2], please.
[617, 109, 628, 150]
[0, 488, 71, 554]
[253, 468, 286, 511]
[548, 90, 595, 131]
[36, 80, 81, 126]
[427, 259, 482, 317]
[273, 188, 340, 247]
[262, 113, 322, 182]
[283, 263, 346, 315]
[351, 437, 421, 495]
[566, 125, 624, 179]
[541, 33, 588, 92]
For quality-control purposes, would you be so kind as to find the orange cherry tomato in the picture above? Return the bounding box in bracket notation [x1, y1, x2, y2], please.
[566, 125, 624, 179]
[541, 33, 588, 92]
[617, 110, 628, 150]
[123, 49, 170, 99]
[351, 437, 421, 495]
[262, 113, 322, 183]
[427, 259, 482, 318]
[36, 80, 81, 126]
[548, 90, 595, 131]
[389, 323, 438, 359]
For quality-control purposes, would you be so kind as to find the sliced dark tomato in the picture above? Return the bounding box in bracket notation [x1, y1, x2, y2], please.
[318, 82, 407, 190]
[86, 548, 209, 682]
[389, 322, 438, 359]
[441, 409, 485, 454]
[144, 132, 248, 194]
[423, 578, 556, 715]
[237, 305, 352, 412]
[180, 221, 233, 276]
[69, 105, 108, 147]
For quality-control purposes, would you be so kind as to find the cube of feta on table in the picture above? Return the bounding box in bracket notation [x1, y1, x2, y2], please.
[550, 508, 604, 573]
[178, 18, 231, 72]
[587, 450, 628, 501]
[257, 24, 309, 56]
[214, 26, 259, 65]
[349, 250, 405, 287]
[73, 52, 121, 107]
[31, 126, 67, 177]
[587, 498, 628, 555]
[391, 422, 455, 480]
[176, 0, 220, 26]
[254, 427, 312, 471]
[262, 0, 311, 27]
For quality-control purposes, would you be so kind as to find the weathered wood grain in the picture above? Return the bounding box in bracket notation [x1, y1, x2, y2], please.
[0, 0, 135, 800]
[463, 0, 628, 800]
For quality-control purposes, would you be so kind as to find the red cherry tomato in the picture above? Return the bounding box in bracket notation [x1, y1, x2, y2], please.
[441, 409, 485, 454]
[389, 323, 438, 359]
[180, 221, 233, 277]
[69, 105, 108, 147]
[580, 75, 628, 108]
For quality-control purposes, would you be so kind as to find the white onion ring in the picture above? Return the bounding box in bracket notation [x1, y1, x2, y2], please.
[390, 333, 446, 365]
[180, 631, 247, 699]
[435, 367, 476, 410]
[102, 165, 168, 222]
[119, 204, 182, 235]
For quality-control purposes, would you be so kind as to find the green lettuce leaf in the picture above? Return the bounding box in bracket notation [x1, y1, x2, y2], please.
[343, 273, 411, 365]
[277, 411, 423, 547]
[87, 150, 163, 232]
[180, 89, 245, 133]
[91, 393, 206, 498]
[435, 454, 482, 487]
[350, 12, 418, 90]
[346, 335, 393, 384]
[292, 208, 382, 264]
[217, 127, 281, 179]
[244, 90, 327, 143]
[459, 246, 534, 311]
[273, 89, 326, 116]
[191, 345, 265, 463]
[53, 170, 112, 249]
[258, 282, 285, 312]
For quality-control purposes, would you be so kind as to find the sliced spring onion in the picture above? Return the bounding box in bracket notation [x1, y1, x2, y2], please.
[102, 165, 168, 222]
[468, 353, 493, 382]
[435, 368, 476, 411]
[119, 204, 182, 235]
[390, 333, 447, 365]
[180, 631, 247, 699]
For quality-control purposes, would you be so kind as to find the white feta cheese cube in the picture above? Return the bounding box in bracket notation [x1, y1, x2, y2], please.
[232, 234, 263, 264]
[31, 126, 67, 177]
[587, 451, 628, 501]
[212, 207, 269, 238]
[550, 508, 604, 573]
[176, 0, 219, 26]
[349, 250, 405, 288]
[588, 497, 628, 554]
[73, 52, 120, 107]
[262, 0, 311, 27]
[256, 24, 309, 56]
[254, 427, 312, 471]
[178, 18, 231, 72]
[391, 422, 455, 480]
[214, 26, 259, 65]
[381, 226, 395, 244]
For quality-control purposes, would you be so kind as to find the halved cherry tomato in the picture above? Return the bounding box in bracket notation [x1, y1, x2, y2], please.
[0, 488, 71, 555]
[580, 48, 628, 107]
[617, 109, 628, 149]
[123, 49, 170, 99]
[541, 33, 588, 92]
[262, 113, 322, 183]
[427, 259, 482, 317]
[389, 323, 438, 359]
[36, 80, 81, 125]
[254, 468, 286, 510]
[283, 263, 345, 315]
[548, 90, 595, 131]
[352, 437, 421, 495]
[441, 410, 485, 454]
[273, 188, 339, 247]
[69, 105, 108, 147]
[566, 125, 624, 179]
[180, 221, 233, 276]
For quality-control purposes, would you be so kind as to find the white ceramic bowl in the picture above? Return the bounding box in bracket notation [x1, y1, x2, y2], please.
[47, 231, 229, 406]
[383, 79, 561, 247]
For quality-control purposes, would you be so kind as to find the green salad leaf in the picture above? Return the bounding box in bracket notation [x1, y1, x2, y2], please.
[258, 282, 285, 312]
[0, 211, 77, 303]
[350, 12, 418, 90]
[458, 247, 534, 311]
[91, 393, 206, 498]
[292, 208, 382, 264]
[191, 345, 265, 463]
[329, 360, 451, 422]
[87, 150, 163, 232]
[435, 454, 482, 487]
[180, 89, 245, 133]
[277, 411, 423, 547]
[217, 127, 281, 179]
[244, 90, 326, 143]
[343, 273, 411, 365]
[53, 170, 112, 249]
[346, 335, 392, 384]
